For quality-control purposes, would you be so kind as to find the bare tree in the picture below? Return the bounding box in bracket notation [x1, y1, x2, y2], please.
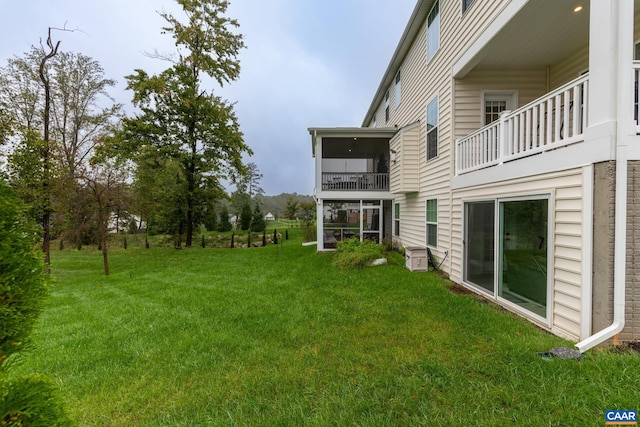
[38, 28, 61, 272]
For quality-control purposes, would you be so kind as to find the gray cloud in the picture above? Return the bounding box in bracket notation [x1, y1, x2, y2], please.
[2, 0, 415, 195]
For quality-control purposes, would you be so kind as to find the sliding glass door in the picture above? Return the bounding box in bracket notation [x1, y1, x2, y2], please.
[498, 199, 548, 318]
[464, 197, 549, 319]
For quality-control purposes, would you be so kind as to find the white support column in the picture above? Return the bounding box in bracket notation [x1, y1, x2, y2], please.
[586, 0, 618, 130]
[316, 199, 323, 251]
[576, 0, 634, 352]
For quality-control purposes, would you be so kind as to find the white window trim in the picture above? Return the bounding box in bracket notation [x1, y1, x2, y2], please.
[481, 90, 518, 126]
[393, 202, 400, 237]
[426, 0, 440, 63]
[425, 198, 438, 248]
[426, 95, 439, 161]
[462, 0, 474, 14]
[395, 70, 402, 108]
[385, 90, 390, 122]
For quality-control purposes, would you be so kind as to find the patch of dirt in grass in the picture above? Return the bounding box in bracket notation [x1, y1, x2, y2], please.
[611, 341, 640, 354]
[447, 284, 476, 296]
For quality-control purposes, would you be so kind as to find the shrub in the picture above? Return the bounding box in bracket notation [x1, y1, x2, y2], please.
[0, 181, 71, 425]
[0, 375, 72, 426]
[0, 181, 49, 367]
[333, 238, 386, 269]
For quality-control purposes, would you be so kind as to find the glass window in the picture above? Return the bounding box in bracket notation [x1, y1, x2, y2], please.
[426, 199, 437, 247]
[485, 100, 507, 125]
[462, 0, 474, 13]
[395, 69, 401, 108]
[464, 201, 495, 293]
[394, 203, 400, 237]
[385, 90, 390, 122]
[426, 96, 438, 160]
[427, 0, 440, 62]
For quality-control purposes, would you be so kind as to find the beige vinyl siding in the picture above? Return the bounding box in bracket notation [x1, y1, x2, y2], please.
[390, 122, 420, 194]
[549, 45, 589, 91]
[395, 192, 426, 249]
[454, 69, 547, 138]
[382, 0, 515, 257]
[552, 184, 584, 337]
[450, 168, 584, 339]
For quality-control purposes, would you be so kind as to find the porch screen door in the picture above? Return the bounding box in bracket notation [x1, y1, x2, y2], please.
[361, 201, 382, 243]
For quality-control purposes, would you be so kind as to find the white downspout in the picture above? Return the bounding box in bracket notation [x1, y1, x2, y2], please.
[576, 140, 628, 352]
[575, 0, 631, 353]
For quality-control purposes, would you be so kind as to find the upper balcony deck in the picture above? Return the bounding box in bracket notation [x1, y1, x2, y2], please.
[455, 74, 589, 176]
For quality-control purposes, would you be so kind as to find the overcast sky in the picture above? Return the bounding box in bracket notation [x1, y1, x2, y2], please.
[1, 0, 416, 195]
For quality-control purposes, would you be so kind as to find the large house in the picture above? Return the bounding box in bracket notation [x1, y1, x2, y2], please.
[309, 0, 640, 351]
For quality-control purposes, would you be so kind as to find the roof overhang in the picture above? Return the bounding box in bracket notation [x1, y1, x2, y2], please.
[453, 0, 592, 78]
[308, 127, 398, 157]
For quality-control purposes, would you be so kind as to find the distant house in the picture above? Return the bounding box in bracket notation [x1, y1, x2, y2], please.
[264, 212, 275, 221]
[309, 0, 640, 350]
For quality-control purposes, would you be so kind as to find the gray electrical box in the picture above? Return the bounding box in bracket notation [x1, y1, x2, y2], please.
[405, 247, 427, 272]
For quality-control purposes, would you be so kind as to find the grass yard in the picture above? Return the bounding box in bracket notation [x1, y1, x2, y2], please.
[12, 230, 640, 426]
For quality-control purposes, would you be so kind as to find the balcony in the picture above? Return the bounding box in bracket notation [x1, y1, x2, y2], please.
[456, 74, 589, 175]
[322, 172, 389, 191]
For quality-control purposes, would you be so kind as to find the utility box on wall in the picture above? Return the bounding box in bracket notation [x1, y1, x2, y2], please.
[405, 246, 427, 272]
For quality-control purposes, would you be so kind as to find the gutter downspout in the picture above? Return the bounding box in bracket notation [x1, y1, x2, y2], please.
[575, 0, 631, 353]
[576, 137, 628, 352]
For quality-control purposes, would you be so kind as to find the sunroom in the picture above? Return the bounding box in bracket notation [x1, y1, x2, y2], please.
[309, 127, 396, 250]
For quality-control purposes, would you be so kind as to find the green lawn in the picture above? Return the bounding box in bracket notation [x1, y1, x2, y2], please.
[13, 230, 640, 426]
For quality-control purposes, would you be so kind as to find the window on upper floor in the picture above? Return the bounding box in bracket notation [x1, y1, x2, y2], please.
[385, 90, 390, 122]
[427, 0, 440, 62]
[426, 96, 438, 161]
[462, 0, 474, 13]
[395, 69, 401, 108]
[372, 114, 377, 128]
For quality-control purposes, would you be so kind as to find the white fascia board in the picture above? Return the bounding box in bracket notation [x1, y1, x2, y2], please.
[452, 139, 612, 190]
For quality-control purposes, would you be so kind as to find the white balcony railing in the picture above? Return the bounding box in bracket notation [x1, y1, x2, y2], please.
[322, 172, 389, 191]
[634, 61, 640, 134]
[456, 74, 589, 175]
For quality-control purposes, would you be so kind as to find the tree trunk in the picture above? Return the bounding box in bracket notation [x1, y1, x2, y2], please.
[99, 207, 109, 276]
[38, 29, 60, 274]
[185, 146, 196, 248]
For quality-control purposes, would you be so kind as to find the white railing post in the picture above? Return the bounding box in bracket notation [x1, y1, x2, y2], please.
[498, 110, 511, 165]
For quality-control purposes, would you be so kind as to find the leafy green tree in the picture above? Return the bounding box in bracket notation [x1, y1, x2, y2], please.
[119, 0, 251, 248]
[203, 203, 217, 232]
[239, 201, 252, 231]
[299, 201, 317, 242]
[0, 180, 48, 367]
[217, 205, 232, 232]
[284, 196, 299, 219]
[251, 203, 265, 232]
[0, 34, 121, 266]
[238, 161, 263, 198]
[0, 180, 71, 424]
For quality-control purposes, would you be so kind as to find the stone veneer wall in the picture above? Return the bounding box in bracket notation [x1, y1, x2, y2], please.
[592, 161, 640, 344]
[623, 160, 640, 342]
